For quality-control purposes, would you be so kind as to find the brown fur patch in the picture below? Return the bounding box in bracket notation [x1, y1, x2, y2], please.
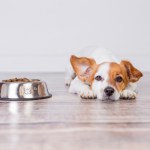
[70, 55, 99, 85]
[109, 61, 143, 92]
[120, 60, 143, 82]
[109, 63, 128, 92]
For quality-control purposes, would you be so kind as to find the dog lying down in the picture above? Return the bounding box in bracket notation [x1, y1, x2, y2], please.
[65, 47, 143, 100]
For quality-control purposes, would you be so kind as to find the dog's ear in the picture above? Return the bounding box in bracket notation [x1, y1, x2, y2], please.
[70, 55, 98, 84]
[120, 60, 143, 82]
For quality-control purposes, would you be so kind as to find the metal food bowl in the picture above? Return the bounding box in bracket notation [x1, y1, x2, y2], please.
[0, 79, 52, 100]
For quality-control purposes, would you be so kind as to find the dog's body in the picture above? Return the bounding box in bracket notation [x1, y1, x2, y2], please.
[65, 47, 143, 100]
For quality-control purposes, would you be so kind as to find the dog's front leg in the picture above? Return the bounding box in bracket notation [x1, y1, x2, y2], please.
[69, 77, 97, 99]
[120, 82, 137, 99]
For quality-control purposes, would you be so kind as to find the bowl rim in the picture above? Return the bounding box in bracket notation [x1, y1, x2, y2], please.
[0, 79, 42, 84]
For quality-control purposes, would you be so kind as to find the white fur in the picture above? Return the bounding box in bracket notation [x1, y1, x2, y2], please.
[92, 63, 120, 100]
[65, 46, 137, 100]
[65, 47, 118, 85]
[120, 82, 137, 99]
[69, 77, 97, 99]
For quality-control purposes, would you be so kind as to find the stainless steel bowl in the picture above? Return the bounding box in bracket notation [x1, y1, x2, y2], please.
[0, 80, 52, 100]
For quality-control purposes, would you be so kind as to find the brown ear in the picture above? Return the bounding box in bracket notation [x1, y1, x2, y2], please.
[70, 55, 98, 84]
[120, 60, 143, 82]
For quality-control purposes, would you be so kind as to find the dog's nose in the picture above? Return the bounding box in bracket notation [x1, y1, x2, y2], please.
[104, 87, 115, 96]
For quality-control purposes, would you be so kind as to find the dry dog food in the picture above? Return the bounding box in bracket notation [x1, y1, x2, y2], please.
[2, 78, 36, 82]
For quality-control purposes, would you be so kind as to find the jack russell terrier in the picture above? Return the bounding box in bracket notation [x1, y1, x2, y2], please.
[65, 47, 143, 100]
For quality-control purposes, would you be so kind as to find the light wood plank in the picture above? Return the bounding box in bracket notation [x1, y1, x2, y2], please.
[0, 72, 149, 150]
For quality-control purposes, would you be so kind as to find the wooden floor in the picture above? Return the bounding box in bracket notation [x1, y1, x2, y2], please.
[0, 72, 149, 150]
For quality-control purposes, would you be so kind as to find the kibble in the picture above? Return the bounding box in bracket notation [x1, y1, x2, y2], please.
[2, 78, 38, 82]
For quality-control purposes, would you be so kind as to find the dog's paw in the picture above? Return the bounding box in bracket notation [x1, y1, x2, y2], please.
[65, 79, 72, 86]
[65, 77, 74, 86]
[120, 90, 136, 99]
[65, 74, 76, 86]
[79, 88, 97, 99]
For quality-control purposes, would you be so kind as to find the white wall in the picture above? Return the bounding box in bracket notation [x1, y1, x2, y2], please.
[0, 0, 150, 72]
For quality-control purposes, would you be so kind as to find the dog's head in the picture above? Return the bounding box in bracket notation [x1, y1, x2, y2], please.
[70, 55, 143, 100]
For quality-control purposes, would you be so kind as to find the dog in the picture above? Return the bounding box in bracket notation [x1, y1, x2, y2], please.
[65, 47, 143, 100]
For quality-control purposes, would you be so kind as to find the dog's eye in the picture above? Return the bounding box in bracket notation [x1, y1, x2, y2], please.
[115, 76, 123, 82]
[95, 75, 103, 81]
